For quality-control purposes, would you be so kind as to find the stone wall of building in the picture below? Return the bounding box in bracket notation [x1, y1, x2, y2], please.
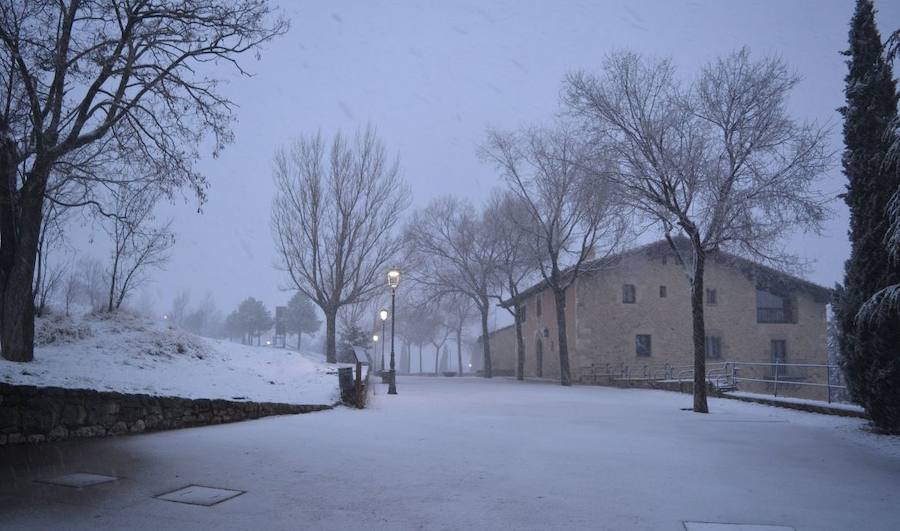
[486, 244, 831, 399]
[573, 251, 829, 399]
[477, 324, 517, 376]
[0, 383, 332, 446]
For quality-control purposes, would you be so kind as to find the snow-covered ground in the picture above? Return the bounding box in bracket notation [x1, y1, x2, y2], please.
[2, 376, 899, 530]
[0, 313, 339, 405]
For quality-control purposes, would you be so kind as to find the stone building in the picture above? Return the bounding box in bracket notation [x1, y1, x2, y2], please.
[479, 240, 832, 399]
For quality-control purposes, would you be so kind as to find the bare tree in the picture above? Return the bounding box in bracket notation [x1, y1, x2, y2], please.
[444, 291, 475, 375]
[485, 190, 536, 381]
[405, 196, 501, 377]
[75, 256, 106, 312]
[481, 125, 627, 386]
[33, 202, 69, 316]
[170, 290, 191, 326]
[0, 1, 287, 361]
[102, 184, 174, 312]
[419, 300, 452, 375]
[271, 127, 410, 363]
[564, 49, 831, 411]
[183, 292, 224, 338]
[62, 269, 80, 316]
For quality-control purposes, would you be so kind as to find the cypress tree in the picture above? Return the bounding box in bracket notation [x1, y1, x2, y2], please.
[834, 0, 900, 432]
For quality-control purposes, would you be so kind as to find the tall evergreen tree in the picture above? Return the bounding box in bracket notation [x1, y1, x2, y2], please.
[833, 0, 900, 432]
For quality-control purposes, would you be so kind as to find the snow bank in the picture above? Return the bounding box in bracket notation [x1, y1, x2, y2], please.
[0, 313, 339, 405]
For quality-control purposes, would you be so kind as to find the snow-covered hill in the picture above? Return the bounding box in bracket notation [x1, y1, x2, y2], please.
[0, 313, 339, 405]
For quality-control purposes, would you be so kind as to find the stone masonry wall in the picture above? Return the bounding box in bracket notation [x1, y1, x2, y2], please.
[0, 383, 332, 446]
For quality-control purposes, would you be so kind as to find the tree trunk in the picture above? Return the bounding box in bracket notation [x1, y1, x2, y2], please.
[553, 287, 572, 386]
[33, 240, 43, 315]
[480, 302, 492, 378]
[0, 158, 49, 363]
[418, 344, 423, 374]
[297, 330, 303, 351]
[456, 325, 463, 375]
[406, 342, 411, 373]
[514, 304, 525, 381]
[107, 251, 120, 313]
[324, 307, 338, 363]
[689, 238, 709, 413]
[434, 346, 440, 376]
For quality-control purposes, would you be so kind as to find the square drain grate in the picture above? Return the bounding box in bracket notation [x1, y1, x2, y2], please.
[156, 485, 245, 506]
[684, 523, 795, 531]
[36, 472, 119, 488]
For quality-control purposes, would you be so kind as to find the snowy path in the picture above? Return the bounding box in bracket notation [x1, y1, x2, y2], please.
[2, 377, 899, 530]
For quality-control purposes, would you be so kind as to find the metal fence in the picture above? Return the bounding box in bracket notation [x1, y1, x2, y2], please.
[579, 360, 850, 403]
[723, 361, 848, 403]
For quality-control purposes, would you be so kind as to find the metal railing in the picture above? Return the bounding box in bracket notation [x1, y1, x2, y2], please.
[756, 307, 790, 323]
[724, 361, 847, 403]
[579, 360, 849, 403]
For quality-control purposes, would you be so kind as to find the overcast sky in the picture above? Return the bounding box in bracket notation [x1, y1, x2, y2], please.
[74, 0, 899, 318]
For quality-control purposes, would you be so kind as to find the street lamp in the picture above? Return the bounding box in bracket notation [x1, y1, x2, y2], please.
[379, 308, 389, 372]
[387, 268, 401, 395]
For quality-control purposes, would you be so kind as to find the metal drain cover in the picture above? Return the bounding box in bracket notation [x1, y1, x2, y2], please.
[684, 523, 795, 531]
[156, 485, 244, 506]
[36, 472, 119, 488]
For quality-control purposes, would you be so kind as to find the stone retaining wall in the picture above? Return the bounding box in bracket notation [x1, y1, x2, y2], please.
[0, 383, 332, 446]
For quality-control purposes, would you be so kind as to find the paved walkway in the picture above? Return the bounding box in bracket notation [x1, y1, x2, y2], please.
[2, 377, 899, 530]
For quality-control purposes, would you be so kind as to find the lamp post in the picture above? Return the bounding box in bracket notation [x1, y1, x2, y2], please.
[387, 268, 401, 395]
[379, 308, 389, 372]
[372, 334, 379, 366]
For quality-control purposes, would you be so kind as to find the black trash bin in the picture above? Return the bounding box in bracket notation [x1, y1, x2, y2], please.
[338, 367, 354, 403]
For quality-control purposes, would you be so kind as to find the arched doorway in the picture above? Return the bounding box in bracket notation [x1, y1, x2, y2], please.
[535, 337, 543, 378]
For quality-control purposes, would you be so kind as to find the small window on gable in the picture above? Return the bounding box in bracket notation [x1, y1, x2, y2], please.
[659, 285, 667, 298]
[706, 288, 717, 305]
[623, 284, 636, 304]
[519, 304, 527, 323]
[662, 255, 668, 265]
[635, 334, 652, 357]
[705, 336, 721, 359]
[536, 298, 542, 317]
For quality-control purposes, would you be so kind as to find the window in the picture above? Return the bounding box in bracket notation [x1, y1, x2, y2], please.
[757, 288, 792, 323]
[662, 255, 668, 265]
[536, 298, 542, 317]
[705, 288, 717, 305]
[519, 304, 527, 323]
[705, 336, 721, 359]
[659, 285, 667, 298]
[623, 284, 636, 304]
[770, 339, 787, 376]
[635, 334, 652, 357]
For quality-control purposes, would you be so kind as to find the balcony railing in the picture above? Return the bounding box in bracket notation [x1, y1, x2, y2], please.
[757, 307, 789, 323]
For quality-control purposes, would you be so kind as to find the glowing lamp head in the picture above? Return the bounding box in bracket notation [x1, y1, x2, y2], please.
[379, 308, 389, 321]
[387, 268, 401, 289]
[372, 334, 379, 342]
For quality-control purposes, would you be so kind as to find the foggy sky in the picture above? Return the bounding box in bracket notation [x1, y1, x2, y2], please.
[73, 0, 900, 319]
